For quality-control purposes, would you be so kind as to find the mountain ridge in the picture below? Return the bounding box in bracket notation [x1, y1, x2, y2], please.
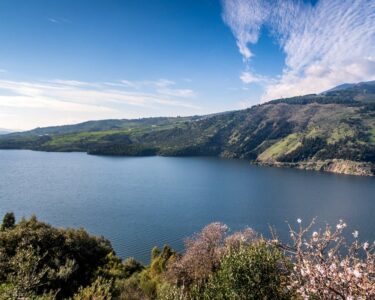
[1, 81, 374, 176]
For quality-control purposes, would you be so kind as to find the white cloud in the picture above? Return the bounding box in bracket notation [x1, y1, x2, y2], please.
[48, 79, 94, 87]
[154, 79, 175, 88]
[240, 71, 270, 84]
[0, 78, 199, 130]
[156, 88, 195, 98]
[222, 0, 375, 100]
[120, 78, 195, 98]
[222, 0, 268, 60]
[48, 17, 71, 24]
[120, 79, 175, 89]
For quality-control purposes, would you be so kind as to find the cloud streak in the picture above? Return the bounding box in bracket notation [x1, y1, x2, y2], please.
[120, 79, 195, 98]
[0, 78, 199, 129]
[240, 71, 271, 85]
[48, 17, 71, 24]
[222, 0, 375, 100]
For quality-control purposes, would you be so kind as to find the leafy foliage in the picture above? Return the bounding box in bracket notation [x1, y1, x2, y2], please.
[203, 240, 292, 300]
[0, 214, 113, 298]
[72, 277, 113, 300]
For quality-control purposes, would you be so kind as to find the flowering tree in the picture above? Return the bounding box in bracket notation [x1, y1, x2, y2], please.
[273, 219, 375, 299]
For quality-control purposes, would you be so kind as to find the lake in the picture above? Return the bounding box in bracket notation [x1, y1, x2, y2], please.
[0, 150, 374, 262]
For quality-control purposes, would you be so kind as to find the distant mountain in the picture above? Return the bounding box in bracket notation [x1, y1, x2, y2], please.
[0, 128, 14, 135]
[1, 81, 374, 176]
[9, 117, 197, 137]
[324, 83, 357, 92]
[323, 80, 375, 93]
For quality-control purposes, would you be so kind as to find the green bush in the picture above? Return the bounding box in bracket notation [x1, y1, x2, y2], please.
[72, 277, 113, 300]
[0, 214, 113, 298]
[202, 240, 292, 300]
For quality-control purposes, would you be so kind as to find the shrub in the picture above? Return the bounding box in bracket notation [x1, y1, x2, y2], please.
[203, 240, 292, 300]
[0, 245, 67, 299]
[114, 272, 148, 300]
[72, 277, 113, 300]
[0, 214, 113, 298]
[123, 257, 145, 279]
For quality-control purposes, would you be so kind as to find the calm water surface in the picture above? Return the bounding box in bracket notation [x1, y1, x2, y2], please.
[0, 150, 374, 262]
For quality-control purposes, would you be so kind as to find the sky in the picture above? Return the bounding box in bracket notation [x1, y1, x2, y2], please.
[0, 0, 374, 130]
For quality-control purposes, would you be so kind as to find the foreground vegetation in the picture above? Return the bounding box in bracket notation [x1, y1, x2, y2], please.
[0, 213, 373, 299]
[0, 82, 374, 176]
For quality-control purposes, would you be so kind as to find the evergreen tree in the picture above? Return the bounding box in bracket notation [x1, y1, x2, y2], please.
[1, 212, 15, 231]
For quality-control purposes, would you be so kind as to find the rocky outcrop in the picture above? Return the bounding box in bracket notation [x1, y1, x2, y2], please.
[318, 160, 374, 176]
[255, 159, 374, 176]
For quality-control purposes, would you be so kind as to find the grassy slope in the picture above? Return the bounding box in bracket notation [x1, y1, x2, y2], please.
[0, 82, 374, 175]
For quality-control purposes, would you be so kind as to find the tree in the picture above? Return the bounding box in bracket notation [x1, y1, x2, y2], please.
[1, 212, 15, 231]
[274, 219, 375, 299]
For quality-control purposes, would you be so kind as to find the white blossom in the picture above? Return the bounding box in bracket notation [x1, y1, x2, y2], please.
[329, 263, 337, 272]
[336, 220, 347, 230]
[353, 269, 362, 278]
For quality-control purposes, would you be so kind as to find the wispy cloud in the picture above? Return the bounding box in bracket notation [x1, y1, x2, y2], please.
[0, 69, 7, 73]
[222, 0, 375, 100]
[222, 0, 268, 60]
[120, 79, 195, 98]
[0, 78, 199, 129]
[156, 88, 195, 98]
[240, 71, 271, 85]
[48, 17, 71, 24]
[120, 79, 175, 89]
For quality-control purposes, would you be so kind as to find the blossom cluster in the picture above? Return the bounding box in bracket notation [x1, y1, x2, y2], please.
[274, 219, 375, 299]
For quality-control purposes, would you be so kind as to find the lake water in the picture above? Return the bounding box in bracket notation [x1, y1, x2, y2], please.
[0, 150, 374, 262]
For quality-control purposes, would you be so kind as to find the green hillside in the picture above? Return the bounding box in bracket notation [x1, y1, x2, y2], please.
[1, 81, 374, 176]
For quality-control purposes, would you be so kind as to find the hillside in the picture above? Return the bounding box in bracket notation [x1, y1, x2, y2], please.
[1, 81, 374, 176]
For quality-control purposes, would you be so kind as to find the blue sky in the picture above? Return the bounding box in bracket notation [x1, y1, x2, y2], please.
[0, 0, 374, 130]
